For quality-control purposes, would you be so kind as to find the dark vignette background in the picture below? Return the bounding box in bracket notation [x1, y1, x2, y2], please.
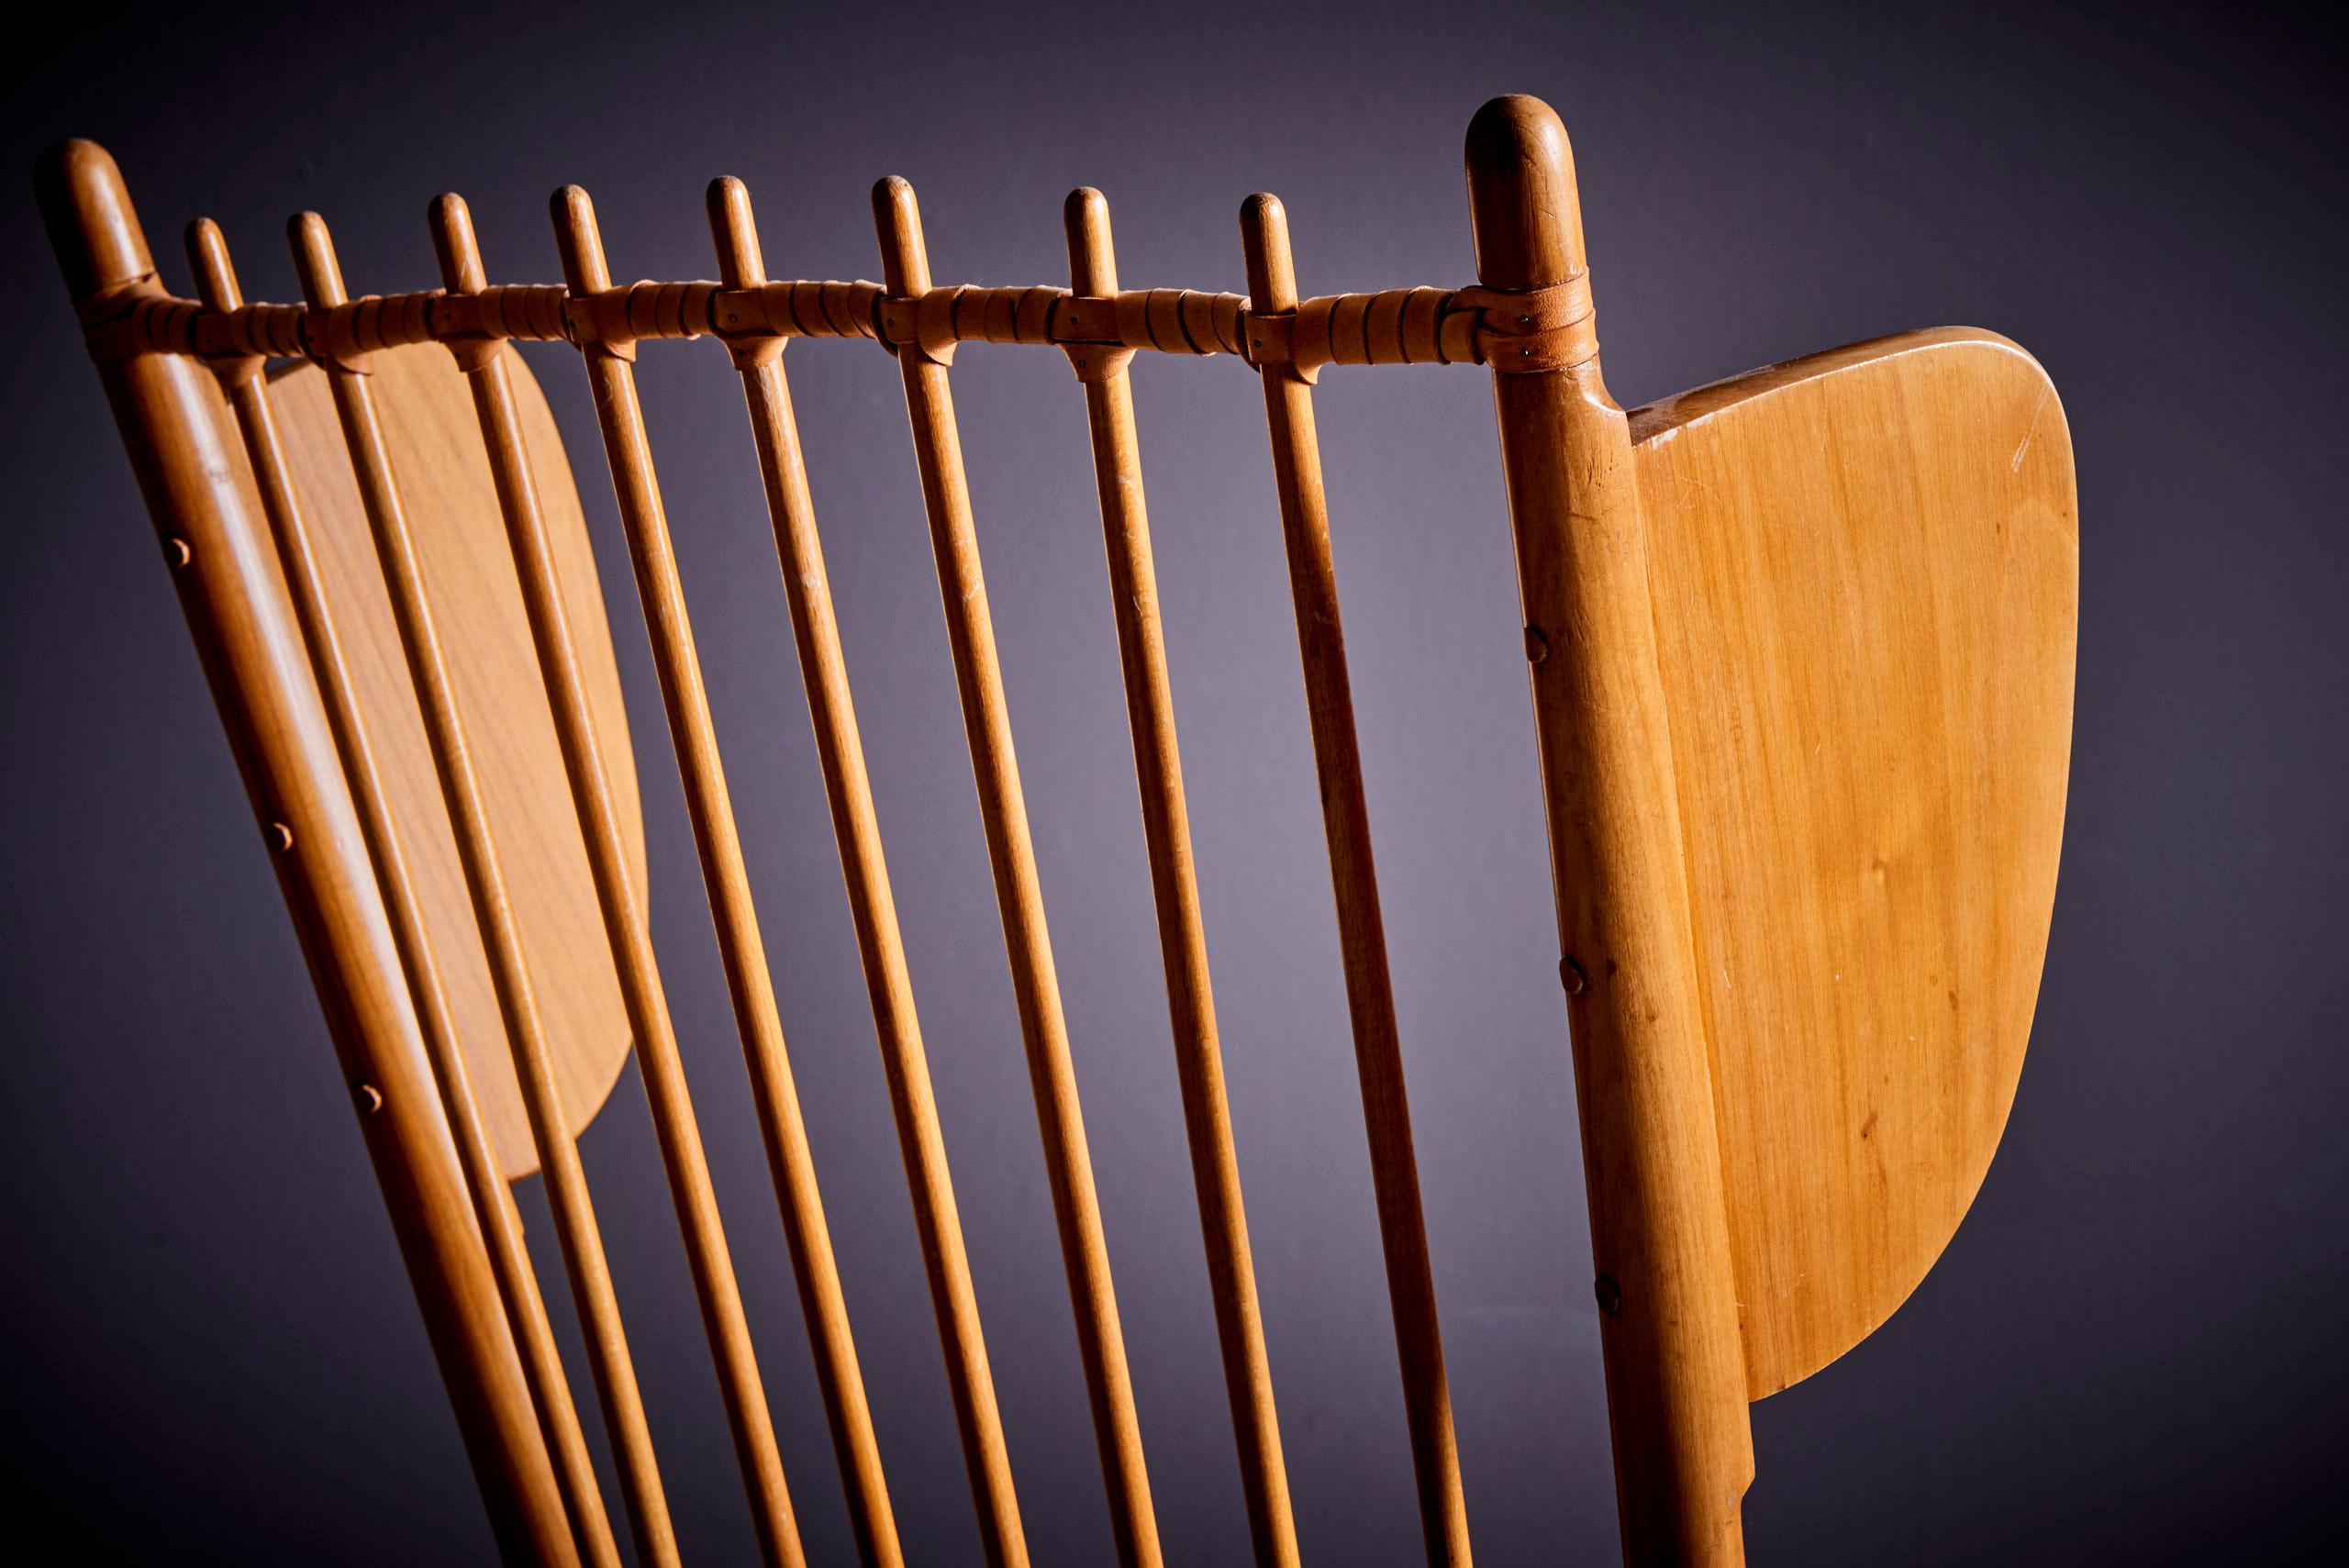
[5, 2, 2343, 1562]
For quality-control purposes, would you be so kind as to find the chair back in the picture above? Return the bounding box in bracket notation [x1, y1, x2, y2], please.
[37, 93, 2076, 1567]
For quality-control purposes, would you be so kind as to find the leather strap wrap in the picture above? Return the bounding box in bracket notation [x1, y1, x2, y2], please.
[73, 267, 1592, 378]
[707, 281, 888, 351]
[563, 279, 724, 361]
[1243, 276, 1595, 383]
[304, 292, 436, 373]
[1458, 273, 1598, 373]
[1116, 289, 1248, 357]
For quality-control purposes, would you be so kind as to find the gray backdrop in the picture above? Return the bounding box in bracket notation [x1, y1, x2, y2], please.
[6, 2, 2342, 1562]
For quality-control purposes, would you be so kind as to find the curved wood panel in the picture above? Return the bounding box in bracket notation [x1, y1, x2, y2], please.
[269, 344, 643, 1180]
[1630, 328, 2076, 1397]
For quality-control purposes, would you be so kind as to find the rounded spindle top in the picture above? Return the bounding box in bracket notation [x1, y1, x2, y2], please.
[288, 211, 348, 308]
[872, 176, 930, 296]
[707, 177, 766, 288]
[1064, 187, 1117, 297]
[429, 194, 489, 295]
[184, 217, 244, 313]
[36, 139, 154, 298]
[550, 185, 610, 296]
[1464, 94, 1586, 290]
[1238, 192, 1297, 313]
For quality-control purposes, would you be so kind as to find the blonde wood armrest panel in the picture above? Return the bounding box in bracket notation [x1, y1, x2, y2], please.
[1631, 328, 2077, 1397]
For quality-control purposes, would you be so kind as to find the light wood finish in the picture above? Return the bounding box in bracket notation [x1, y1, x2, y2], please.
[538, 185, 904, 1568]
[38, 139, 579, 1568]
[1467, 95, 1756, 1567]
[874, 175, 1163, 1568]
[1630, 328, 2076, 1397]
[263, 345, 641, 1185]
[184, 217, 622, 1568]
[707, 176, 1028, 1568]
[285, 211, 680, 1568]
[429, 195, 805, 1568]
[48, 93, 2076, 1568]
[1240, 193, 1473, 1568]
[1065, 187, 1300, 1568]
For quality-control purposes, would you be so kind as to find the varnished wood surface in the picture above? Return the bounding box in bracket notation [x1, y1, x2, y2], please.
[440, 194, 806, 1567]
[188, 217, 622, 1568]
[1066, 187, 1300, 1568]
[38, 139, 582, 1568]
[1241, 193, 1474, 1567]
[48, 90, 2076, 1568]
[708, 174, 1019, 1568]
[875, 175, 1161, 1568]
[290, 210, 685, 1568]
[267, 345, 642, 1182]
[1466, 95, 1753, 1568]
[1631, 328, 2076, 1398]
[540, 185, 897, 1567]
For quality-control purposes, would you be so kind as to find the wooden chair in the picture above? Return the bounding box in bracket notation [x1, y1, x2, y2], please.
[35, 94, 2076, 1567]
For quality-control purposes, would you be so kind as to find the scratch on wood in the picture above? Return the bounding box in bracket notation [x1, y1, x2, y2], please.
[2010, 384, 2049, 473]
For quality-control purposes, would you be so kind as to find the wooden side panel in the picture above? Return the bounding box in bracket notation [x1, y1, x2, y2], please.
[270, 345, 643, 1180]
[1631, 328, 2077, 1398]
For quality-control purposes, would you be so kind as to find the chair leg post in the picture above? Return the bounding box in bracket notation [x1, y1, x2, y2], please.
[1464, 95, 1755, 1567]
[35, 139, 575, 1568]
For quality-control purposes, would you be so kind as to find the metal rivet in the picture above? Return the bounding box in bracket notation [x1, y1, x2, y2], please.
[1518, 313, 1532, 326]
[354, 1083, 384, 1116]
[1520, 346, 1531, 358]
[1523, 626, 1550, 664]
[268, 821, 294, 852]
[165, 537, 192, 570]
[1594, 1273, 1622, 1316]
[1560, 956, 1586, 995]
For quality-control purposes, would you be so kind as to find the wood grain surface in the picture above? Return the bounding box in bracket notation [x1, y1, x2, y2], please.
[268, 345, 642, 1182]
[1631, 328, 2077, 1398]
[48, 90, 2080, 1565]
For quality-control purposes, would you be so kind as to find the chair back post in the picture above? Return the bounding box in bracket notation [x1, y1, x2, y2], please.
[33, 139, 575, 1568]
[1464, 95, 1756, 1564]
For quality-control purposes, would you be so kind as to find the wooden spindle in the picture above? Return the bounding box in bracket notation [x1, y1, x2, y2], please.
[537, 185, 905, 1568]
[1239, 193, 1474, 1567]
[427, 193, 805, 1568]
[40, 140, 578, 1568]
[1464, 95, 1753, 1567]
[285, 209, 680, 1568]
[873, 176, 1162, 1568]
[1063, 188, 1300, 1568]
[707, 176, 1029, 1568]
[186, 217, 620, 1568]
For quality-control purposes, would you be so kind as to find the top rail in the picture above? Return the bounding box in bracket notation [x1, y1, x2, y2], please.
[72, 272, 1594, 378]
